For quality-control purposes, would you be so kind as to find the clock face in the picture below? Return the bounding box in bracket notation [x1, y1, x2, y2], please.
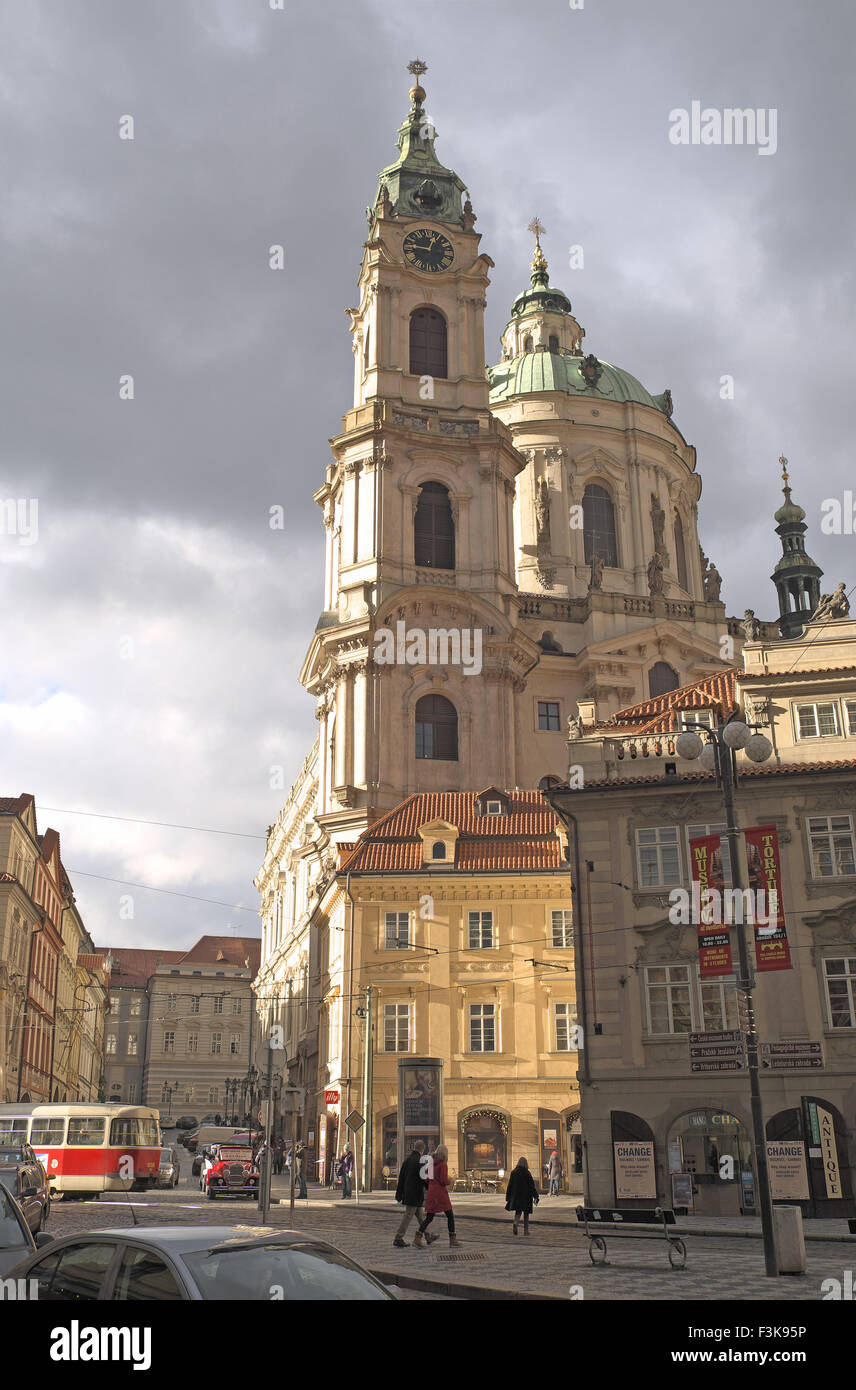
[403, 228, 454, 273]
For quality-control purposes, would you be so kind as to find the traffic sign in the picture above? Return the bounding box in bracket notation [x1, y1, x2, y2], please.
[345, 1109, 365, 1131]
[688, 1030, 742, 1045]
[688, 1030, 746, 1070]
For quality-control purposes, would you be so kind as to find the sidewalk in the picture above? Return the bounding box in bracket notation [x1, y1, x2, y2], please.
[269, 1180, 856, 1243]
[257, 1186, 843, 1301]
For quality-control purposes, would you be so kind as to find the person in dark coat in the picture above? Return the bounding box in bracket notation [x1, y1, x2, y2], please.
[414, 1145, 460, 1248]
[505, 1155, 539, 1236]
[393, 1141, 427, 1247]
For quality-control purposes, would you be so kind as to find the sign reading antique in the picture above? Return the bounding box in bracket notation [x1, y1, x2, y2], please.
[613, 1141, 657, 1201]
[766, 1141, 810, 1201]
[688, 833, 734, 977]
[743, 824, 792, 971]
[817, 1105, 842, 1199]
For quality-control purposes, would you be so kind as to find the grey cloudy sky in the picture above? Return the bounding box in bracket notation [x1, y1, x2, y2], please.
[1, 0, 853, 952]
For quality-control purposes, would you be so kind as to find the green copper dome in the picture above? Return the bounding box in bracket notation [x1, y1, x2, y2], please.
[488, 350, 672, 414]
[774, 485, 806, 526]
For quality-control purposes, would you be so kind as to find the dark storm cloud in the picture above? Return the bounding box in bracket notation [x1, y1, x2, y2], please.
[1, 0, 852, 948]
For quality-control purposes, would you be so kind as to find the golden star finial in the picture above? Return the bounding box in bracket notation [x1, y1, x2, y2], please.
[407, 59, 428, 78]
[528, 216, 546, 248]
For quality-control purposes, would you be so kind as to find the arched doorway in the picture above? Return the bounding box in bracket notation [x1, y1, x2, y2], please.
[564, 1109, 584, 1194]
[667, 1107, 752, 1216]
[459, 1108, 508, 1179]
[767, 1099, 853, 1217]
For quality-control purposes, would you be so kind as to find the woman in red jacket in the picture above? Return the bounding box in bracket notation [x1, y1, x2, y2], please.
[413, 1145, 460, 1248]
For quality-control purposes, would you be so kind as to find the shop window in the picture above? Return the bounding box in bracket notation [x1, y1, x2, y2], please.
[381, 1115, 398, 1171]
[462, 1110, 507, 1171]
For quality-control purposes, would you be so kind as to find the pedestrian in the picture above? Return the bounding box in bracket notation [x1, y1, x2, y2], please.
[414, 1145, 460, 1248]
[273, 1137, 284, 1175]
[547, 1149, 563, 1196]
[200, 1146, 215, 1193]
[215, 1113, 222, 1125]
[505, 1156, 539, 1236]
[295, 1141, 307, 1199]
[393, 1140, 428, 1248]
[338, 1144, 354, 1199]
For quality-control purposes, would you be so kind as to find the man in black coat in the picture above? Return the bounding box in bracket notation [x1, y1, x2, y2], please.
[393, 1141, 427, 1247]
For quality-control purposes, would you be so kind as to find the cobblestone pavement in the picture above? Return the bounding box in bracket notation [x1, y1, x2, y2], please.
[44, 1176, 851, 1301]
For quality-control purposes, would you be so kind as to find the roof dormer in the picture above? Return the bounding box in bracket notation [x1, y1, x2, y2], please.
[475, 786, 511, 817]
[417, 817, 459, 867]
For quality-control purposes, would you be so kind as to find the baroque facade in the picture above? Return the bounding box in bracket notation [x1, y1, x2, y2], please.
[255, 69, 787, 1186]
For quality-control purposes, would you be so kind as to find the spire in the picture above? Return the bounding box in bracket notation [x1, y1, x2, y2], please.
[771, 454, 823, 639]
[527, 217, 550, 288]
[370, 61, 468, 227]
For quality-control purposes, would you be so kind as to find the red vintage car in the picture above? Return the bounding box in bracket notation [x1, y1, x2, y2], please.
[204, 1144, 260, 1201]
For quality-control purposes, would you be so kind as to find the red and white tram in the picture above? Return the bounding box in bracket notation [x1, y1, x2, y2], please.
[0, 1103, 161, 1196]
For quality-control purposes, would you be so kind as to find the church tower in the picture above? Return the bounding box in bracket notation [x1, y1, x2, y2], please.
[771, 456, 823, 639]
[301, 64, 537, 839]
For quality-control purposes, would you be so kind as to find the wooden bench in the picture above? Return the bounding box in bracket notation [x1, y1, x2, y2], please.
[575, 1206, 687, 1269]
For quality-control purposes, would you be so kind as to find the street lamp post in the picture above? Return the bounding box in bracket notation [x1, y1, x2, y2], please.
[676, 712, 778, 1277]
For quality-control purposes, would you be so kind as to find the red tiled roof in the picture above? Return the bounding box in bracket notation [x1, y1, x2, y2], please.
[94, 946, 184, 988]
[739, 666, 856, 679]
[604, 669, 739, 735]
[176, 936, 261, 969]
[342, 792, 564, 874]
[546, 757, 856, 793]
[0, 794, 35, 816]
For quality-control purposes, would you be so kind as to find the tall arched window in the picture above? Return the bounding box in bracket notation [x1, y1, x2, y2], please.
[415, 694, 458, 761]
[549, 333, 559, 352]
[673, 511, 688, 589]
[648, 662, 680, 697]
[583, 484, 618, 568]
[523, 335, 533, 352]
[414, 481, 455, 569]
[409, 308, 447, 378]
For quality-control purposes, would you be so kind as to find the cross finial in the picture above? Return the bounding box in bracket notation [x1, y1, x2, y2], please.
[407, 59, 428, 79]
[779, 453, 790, 486]
[528, 216, 546, 247]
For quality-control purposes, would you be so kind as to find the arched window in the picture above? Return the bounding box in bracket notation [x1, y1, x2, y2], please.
[414, 481, 455, 569]
[583, 484, 618, 568]
[523, 335, 533, 352]
[363, 327, 370, 374]
[409, 307, 447, 378]
[539, 775, 563, 791]
[415, 694, 458, 761]
[549, 334, 559, 352]
[432, 841, 446, 860]
[673, 511, 688, 589]
[648, 662, 680, 697]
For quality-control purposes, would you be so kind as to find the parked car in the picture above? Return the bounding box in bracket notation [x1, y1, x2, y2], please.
[186, 1125, 239, 1156]
[159, 1116, 177, 1131]
[175, 1116, 198, 1131]
[0, 1180, 52, 1278]
[191, 1144, 216, 1179]
[198, 1114, 221, 1125]
[156, 1146, 181, 1189]
[0, 1143, 51, 1233]
[4, 1226, 396, 1299]
[204, 1144, 259, 1200]
[181, 1127, 200, 1151]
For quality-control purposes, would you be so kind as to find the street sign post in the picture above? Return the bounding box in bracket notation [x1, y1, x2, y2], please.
[345, 1109, 365, 1131]
[688, 1030, 746, 1071]
[760, 1042, 824, 1071]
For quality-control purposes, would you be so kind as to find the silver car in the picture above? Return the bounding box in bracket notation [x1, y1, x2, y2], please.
[156, 1146, 181, 1189]
[4, 1227, 397, 1299]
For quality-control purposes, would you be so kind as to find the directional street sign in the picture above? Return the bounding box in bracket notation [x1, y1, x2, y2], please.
[691, 1060, 745, 1073]
[688, 1030, 746, 1070]
[760, 1042, 824, 1070]
[345, 1109, 365, 1131]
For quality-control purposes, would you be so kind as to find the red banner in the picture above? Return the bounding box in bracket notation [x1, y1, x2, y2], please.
[744, 824, 792, 971]
[689, 833, 734, 977]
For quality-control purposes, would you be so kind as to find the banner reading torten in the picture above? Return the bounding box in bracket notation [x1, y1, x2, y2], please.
[744, 824, 792, 971]
[689, 833, 734, 978]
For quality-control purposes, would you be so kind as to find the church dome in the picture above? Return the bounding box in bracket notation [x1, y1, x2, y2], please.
[488, 350, 670, 414]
